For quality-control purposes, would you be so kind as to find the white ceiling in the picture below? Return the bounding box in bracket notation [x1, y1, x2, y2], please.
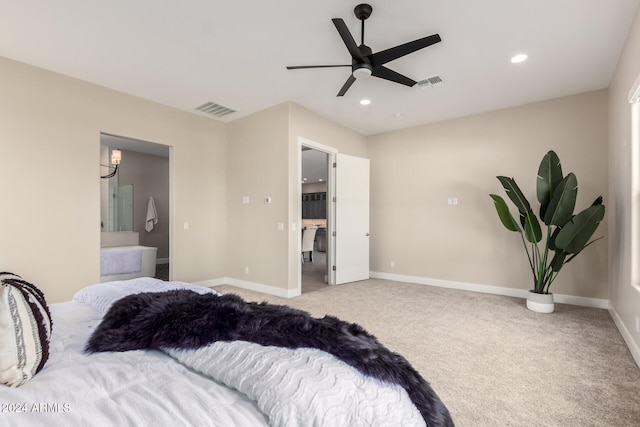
[1, 1, 638, 136]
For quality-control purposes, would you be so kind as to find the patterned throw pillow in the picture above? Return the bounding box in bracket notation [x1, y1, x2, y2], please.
[0, 272, 52, 387]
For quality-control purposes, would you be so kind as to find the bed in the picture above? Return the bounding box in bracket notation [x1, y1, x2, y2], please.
[0, 276, 453, 426]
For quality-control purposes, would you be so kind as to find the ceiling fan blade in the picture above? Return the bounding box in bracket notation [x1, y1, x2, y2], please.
[332, 18, 364, 61]
[370, 34, 441, 66]
[337, 74, 356, 97]
[371, 66, 416, 87]
[286, 65, 351, 70]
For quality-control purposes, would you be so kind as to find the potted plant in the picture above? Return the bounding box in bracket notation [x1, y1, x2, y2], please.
[489, 150, 605, 313]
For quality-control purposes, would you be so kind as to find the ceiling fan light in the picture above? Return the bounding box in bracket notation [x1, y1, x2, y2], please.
[353, 67, 372, 79]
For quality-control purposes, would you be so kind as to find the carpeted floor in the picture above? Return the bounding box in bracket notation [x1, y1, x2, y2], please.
[213, 279, 640, 426]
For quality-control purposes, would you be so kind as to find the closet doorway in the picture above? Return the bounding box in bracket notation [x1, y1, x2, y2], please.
[100, 133, 171, 280]
[301, 144, 330, 293]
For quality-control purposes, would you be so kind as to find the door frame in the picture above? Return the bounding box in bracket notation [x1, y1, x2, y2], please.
[298, 137, 337, 291]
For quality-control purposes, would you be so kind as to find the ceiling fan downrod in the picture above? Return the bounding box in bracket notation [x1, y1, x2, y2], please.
[354, 4, 372, 46]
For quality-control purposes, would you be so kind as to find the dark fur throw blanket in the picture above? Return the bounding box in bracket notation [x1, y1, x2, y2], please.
[86, 290, 454, 426]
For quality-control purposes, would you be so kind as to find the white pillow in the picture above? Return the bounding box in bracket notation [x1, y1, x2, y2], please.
[0, 272, 52, 387]
[73, 277, 218, 315]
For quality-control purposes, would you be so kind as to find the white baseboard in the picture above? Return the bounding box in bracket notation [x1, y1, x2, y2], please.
[192, 277, 300, 298]
[608, 307, 640, 369]
[191, 277, 228, 288]
[197, 272, 609, 308]
[369, 271, 609, 309]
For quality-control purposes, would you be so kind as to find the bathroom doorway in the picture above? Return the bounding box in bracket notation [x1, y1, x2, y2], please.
[100, 133, 171, 280]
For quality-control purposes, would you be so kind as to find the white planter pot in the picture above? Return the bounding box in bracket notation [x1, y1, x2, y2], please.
[526, 291, 554, 313]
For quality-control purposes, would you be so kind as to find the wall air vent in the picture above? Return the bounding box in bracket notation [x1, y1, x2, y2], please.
[417, 75, 444, 89]
[195, 102, 236, 118]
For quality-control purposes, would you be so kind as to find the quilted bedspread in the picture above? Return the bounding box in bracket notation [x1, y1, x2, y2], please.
[166, 341, 425, 426]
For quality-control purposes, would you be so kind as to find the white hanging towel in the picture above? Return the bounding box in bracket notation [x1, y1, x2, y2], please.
[145, 196, 158, 232]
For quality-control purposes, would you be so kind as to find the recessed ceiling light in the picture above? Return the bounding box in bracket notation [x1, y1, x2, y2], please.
[393, 112, 403, 119]
[318, 179, 323, 182]
[360, 99, 371, 106]
[511, 54, 528, 63]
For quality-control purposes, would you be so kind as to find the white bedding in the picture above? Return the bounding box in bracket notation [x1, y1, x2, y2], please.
[168, 342, 424, 427]
[0, 278, 427, 426]
[0, 301, 268, 427]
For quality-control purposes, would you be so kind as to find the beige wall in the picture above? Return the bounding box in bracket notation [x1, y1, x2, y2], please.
[608, 6, 640, 359]
[368, 90, 609, 299]
[225, 103, 291, 291]
[289, 104, 368, 158]
[0, 57, 227, 303]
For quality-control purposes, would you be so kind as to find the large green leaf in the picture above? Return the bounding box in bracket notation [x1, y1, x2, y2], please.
[490, 194, 521, 232]
[555, 205, 605, 254]
[497, 176, 531, 215]
[543, 173, 578, 226]
[548, 227, 561, 250]
[550, 250, 567, 272]
[522, 209, 542, 243]
[537, 150, 563, 219]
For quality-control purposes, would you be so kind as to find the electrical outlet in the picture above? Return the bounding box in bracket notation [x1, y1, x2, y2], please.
[636, 315, 639, 333]
[245, 267, 250, 275]
[390, 261, 395, 268]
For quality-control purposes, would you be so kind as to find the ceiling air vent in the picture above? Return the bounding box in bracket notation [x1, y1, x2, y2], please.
[195, 102, 236, 118]
[417, 76, 444, 89]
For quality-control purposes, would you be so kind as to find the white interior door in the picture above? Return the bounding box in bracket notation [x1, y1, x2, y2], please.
[335, 153, 370, 284]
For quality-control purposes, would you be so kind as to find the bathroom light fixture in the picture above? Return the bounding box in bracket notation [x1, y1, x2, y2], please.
[360, 99, 371, 106]
[111, 149, 121, 165]
[101, 149, 122, 179]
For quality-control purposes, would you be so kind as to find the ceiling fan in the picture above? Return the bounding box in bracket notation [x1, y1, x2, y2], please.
[286, 3, 441, 97]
